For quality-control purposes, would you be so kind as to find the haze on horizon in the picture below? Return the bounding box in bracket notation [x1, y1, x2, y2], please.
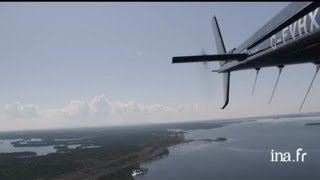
[1, 2, 319, 131]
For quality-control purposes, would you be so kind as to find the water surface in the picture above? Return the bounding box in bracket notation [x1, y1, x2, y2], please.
[136, 117, 320, 180]
[0, 139, 56, 156]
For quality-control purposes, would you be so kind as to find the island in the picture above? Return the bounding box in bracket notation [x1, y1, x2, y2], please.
[305, 122, 320, 126]
[185, 137, 227, 144]
[0, 120, 239, 180]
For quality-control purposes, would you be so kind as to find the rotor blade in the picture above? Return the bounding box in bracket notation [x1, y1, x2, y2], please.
[269, 65, 284, 104]
[299, 64, 320, 112]
[172, 54, 248, 64]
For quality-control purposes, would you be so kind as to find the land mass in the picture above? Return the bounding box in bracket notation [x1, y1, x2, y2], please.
[305, 122, 320, 126]
[185, 137, 227, 143]
[0, 120, 236, 180]
[2, 112, 318, 180]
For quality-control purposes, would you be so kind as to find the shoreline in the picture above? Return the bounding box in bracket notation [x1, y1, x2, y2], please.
[0, 122, 236, 180]
[53, 130, 186, 180]
[133, 129, 228, 179]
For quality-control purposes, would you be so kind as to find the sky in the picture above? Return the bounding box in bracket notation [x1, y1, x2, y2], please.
[0, 2, 319, 131]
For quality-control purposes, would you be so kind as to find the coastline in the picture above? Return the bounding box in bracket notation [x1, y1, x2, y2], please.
[53, 130, 186, 180]
[0, 120, 242, 180]
[132, 129, 228, 179]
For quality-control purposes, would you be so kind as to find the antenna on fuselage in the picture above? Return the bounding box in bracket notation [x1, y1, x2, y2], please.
[299, 63, 320, 112]
[251, 67, 261, 96]
[269, 65, 284, 104]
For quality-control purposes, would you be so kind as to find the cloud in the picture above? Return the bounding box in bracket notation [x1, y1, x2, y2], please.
[176, 103, 200, 112]
[56, 95, 203, 123]
[61, 100, 89, 118]
[1, 95, 208, 130]
[110, 101, 148, 114]
[109, 101, 178, 115]
[3, 96, 202, 120]
[89, 94, 111, 115]
[60, 95, 112, 119]
[4, 101, 40, 118]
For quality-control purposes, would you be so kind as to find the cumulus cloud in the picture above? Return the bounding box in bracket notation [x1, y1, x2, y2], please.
[1, 95, 207, 130]
[4, 101, 40, 118]
[110, 101, 146, 114]
[177, 103, 200, 112]
[61, 100, 89, 118]
[60, 95, 112, 119]
[147, 104, 175, 113]
[89, 94, 111, 115]
[3, 96, 202, 120]
[109, 101, 178, 115]
[55, 95, 203, 124]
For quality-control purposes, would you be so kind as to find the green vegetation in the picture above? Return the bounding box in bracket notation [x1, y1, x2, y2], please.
[0, 152, 36, 159]
[305, 122, 320, 126]
[0, 128, 183, 179]
[214, 137, 227, 142]
[0, 120, 240, 180]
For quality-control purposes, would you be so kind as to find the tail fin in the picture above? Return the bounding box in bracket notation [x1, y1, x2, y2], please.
[212, 16, 230, 109]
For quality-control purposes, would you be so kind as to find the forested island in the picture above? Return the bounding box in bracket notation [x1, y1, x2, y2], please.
[0, 120, 239, 180]
[305, 122, 320, 126]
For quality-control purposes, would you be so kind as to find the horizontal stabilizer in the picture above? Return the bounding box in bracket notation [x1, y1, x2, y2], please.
[172, 53, 248, 64]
